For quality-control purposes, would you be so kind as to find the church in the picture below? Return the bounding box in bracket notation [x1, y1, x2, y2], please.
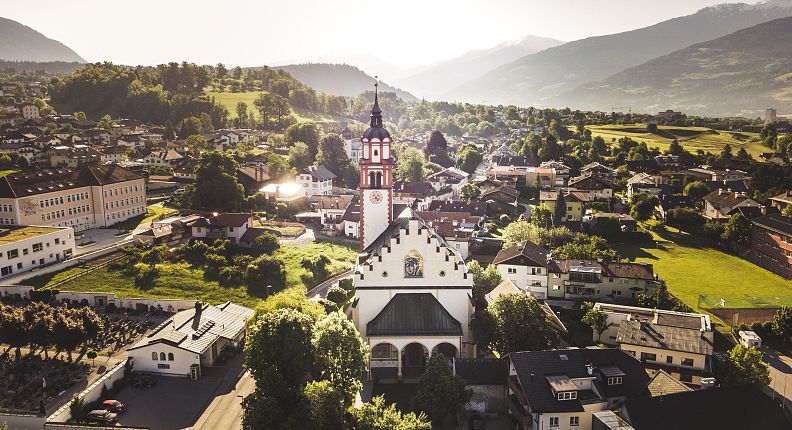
[351, 87, 475, 382]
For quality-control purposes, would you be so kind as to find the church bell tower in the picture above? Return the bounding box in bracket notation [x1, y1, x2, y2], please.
[359, 81, 394, 249]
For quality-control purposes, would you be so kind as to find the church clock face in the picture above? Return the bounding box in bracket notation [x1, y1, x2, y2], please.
[369, 190, 384, 204]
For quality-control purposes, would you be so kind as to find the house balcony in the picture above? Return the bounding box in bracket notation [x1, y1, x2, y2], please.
[564, 281, 600, 297]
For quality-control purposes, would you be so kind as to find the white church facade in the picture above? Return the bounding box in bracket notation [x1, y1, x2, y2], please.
[351, 88, 475, 382]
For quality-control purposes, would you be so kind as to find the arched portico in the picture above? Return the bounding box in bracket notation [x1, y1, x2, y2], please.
[432, 342, 458, 360]
[402, 343, 428, 380]
[367, 337, 463, 382]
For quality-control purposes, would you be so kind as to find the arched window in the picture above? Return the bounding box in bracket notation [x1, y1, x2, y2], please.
[374, 149, 379, 157]
[369, 172, 376, 187]
[160, 352, 166, 361]
[168, 353, 174, 361]
[375, 172, 382, 188]
[152, 352, 158, 360]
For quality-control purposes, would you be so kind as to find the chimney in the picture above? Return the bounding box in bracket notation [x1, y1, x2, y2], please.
[718, 189, 726, 196]
[192, 301, 202, 329]
[586, 363, 594, 376]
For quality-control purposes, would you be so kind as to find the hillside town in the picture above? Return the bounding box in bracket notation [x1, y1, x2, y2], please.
[3, 3, 792, 429]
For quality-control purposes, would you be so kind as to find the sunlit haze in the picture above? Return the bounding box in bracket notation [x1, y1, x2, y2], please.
[3, 0, 749, 73]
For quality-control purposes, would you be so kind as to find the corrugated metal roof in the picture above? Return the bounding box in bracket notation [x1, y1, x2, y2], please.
[366, 293, 462, 337]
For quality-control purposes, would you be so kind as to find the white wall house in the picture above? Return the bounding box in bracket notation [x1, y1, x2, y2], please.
[128, 301, 253, 378]
[297, 165, 336, 196]
[0, 225, 75, 278]
[492, 241, 549, 299]
[191, 213, 253, 243]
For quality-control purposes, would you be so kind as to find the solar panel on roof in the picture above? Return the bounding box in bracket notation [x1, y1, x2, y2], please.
[192, 320, 216, 339]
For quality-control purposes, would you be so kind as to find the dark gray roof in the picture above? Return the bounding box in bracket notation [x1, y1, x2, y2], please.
[752, 213, 792, 236]
[624, 384, 792, 430]
[302, 165, 337, 181]
[454, 358, 508, 385]
[493, 241, 549, 267]
[616, 320, 714, 356]
[509, 349, 650, 413]
[366, 293, 462, 337]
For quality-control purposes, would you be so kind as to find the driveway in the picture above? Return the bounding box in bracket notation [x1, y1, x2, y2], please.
[764, 347, 792, 408]
[115, 355, 246, 430]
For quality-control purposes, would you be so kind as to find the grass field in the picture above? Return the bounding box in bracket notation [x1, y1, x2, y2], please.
[0, 169, 19, 177]
[32, 241, 358, 307]
[614, 230, 792, 313]
[110, 204, 177, 231]
[586, 124, 774, 158]
[205, 90, 350, 125]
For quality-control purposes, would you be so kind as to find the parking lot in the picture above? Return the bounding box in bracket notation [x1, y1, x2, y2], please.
[113, 356, 244, 430]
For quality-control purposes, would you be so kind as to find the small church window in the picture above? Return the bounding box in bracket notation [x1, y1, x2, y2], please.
[439, 271, 446, 277]
[152, 352, 158, 360]
[404, 250, 424, 278]
[382, 271, 388, 277]
[160, 352, 166, 361]
[168, 353, 174, 361]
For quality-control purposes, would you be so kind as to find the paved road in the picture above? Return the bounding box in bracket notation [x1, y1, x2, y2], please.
[764, 347, 792, 408]
[191, 369, 255, 430]
[307, 269, 354, 301]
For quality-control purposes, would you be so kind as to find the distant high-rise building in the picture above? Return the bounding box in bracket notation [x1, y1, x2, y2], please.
[765, 108, 777, 124]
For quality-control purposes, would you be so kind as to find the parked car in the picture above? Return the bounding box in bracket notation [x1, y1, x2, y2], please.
[102, 399, 126, 413]
[87, 409, 118, 424]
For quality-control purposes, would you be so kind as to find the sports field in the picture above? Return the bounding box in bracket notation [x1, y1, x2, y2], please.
[586, 124, 773, 158]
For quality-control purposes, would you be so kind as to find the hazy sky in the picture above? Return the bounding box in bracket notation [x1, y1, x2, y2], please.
[4, 0, 752, 70]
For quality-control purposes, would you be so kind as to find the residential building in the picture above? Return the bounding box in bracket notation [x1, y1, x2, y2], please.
[769, 190, 792, 212]
[687, 167, 747, 182]
[568, 175, 614, 201]
[415, 210, 482, 259]
[141, 149, 184, 166]
[620, 384, 792, 430]
[48, 144, 102, 168]
[426, 167, 469, 193]
[191, 213, 253, 244]
[749, 213, 792, 280]
[540, 161, 570, 186]
[392, 181, 434, 206]
[298, 194, 354, 235]
[592, 303, 713, 386]
[99, 145, 129, 164]
[580, 162, 617, 179]
[0, 225, 75, 278]
[297, 165, 336, 196]
[342, 200, 361, 239]
[236, 165, 273, 192]
[702, 189, 762, 221]
[0, 165, 145, 232]
[128, 301, 253, 378]
[547, 260, 657, 302]
[17, 102, 40, 120]
[492, 241, 549, 298]
[507, 349, 650, 430]
[540, 190, 587, 222]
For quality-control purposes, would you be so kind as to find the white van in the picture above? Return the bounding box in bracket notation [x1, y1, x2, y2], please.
[738, 330, 762, 349]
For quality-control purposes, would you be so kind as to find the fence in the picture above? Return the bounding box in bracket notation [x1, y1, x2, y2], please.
[698, 294, 792, 325]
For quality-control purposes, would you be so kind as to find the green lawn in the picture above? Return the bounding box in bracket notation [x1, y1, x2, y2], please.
[109, 204, 177, 231]
[205, 91, 351, 125]
[586, 124, 773, 158]
[31, 241, 358, 307]
[614, 233, 792, 312]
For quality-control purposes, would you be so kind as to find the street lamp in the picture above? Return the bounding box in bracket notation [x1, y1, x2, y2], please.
[266, 285, 272, 298]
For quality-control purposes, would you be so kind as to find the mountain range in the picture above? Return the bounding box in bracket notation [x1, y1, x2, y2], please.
[0, 17, 85, 63]
[447, 0, 792, 109]
[274, 63, 418, 101]
[392, 35, 564, 100]
[566, 16, 792, 116]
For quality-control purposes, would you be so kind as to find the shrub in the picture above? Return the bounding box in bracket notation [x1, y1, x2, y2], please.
[326, 286, 347, 306]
